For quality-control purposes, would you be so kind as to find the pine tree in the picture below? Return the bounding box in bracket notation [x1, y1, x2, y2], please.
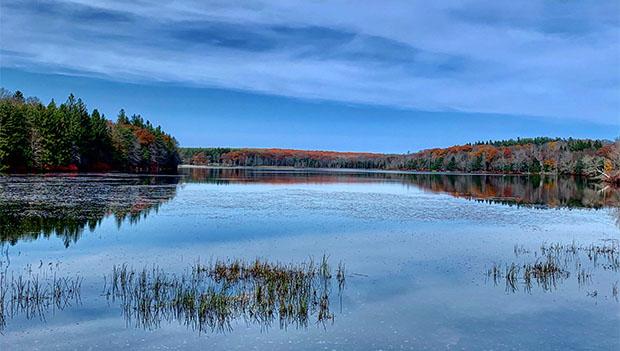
[89, 109, 112, 165]
[0, 90, 180, 173]
[447, 156, 457, 171]
[117, 109, 129, 124]
[529, 157, 542, 173]
[471, 155, 483, 171]
[0, 95, 30, 171]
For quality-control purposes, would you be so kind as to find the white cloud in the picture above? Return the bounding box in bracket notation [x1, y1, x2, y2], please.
[1, 0, 619, 124]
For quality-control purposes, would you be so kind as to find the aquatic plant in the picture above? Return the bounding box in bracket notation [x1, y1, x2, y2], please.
[0, 266, 82, 332]
[488, 257, 569, 293]
[105, 257, 345, 333]
[0, 175, 179, 247]
[513, 244, 530, 257]
[487, 241, 618, 296]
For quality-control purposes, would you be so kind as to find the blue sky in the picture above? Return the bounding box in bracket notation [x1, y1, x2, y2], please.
[1, 0, 619, 152]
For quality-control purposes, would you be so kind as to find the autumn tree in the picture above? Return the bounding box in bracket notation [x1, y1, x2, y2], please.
[0, 89, 179, 173]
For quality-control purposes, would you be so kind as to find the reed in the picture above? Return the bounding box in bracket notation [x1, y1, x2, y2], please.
[487, 241, 618, 295]
[105, 257, 345, 333]
[0, 267, 82, 332]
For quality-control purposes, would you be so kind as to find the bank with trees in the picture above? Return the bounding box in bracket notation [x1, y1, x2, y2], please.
[0, 89, 180, 173]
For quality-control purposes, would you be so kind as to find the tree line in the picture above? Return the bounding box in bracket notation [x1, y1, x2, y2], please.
[2, 87, 615, 178]
[402, 139, 617, 176]
[0, 89, 180, 173]
[181, 148, 400, 169]
[180, 138, 619, 177]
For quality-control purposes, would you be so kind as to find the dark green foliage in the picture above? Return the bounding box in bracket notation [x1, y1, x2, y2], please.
[431, 157, 444, 171]
[0, 92, 31, 171]
[447, 156, 457, 171]
[471, 155, 483, 171]
[573, 159, 585, 175]
[0, 89, 180, 173]
[529, 157, 542, 174]
[404, 159, 418, 170]
[567, 138, 594, 152]
[593, 140, 603, 149]
[477, 137, 561, 147]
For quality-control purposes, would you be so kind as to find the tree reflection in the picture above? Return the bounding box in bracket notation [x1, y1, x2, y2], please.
[1, 170, 617, 247]
[182, 168, 619, 209]
[0, 174, 179, 246]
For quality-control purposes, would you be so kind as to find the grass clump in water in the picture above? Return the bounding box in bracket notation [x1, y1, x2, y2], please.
[487, 241, 618, 296]
[105, 256, 345, 333]
[0, 265, 82, 332]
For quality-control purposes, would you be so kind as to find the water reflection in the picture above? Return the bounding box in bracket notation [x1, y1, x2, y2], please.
[0, 170, 617, 349]
[408, 173, 618, 209]
[1, 169, 617, 247]
[0, 175, 179, 246]
[182, 167, 619, 209]
[0, 263, 83, 332]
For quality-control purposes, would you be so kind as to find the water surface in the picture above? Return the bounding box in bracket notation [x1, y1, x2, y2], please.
[1, 168, 618, 350]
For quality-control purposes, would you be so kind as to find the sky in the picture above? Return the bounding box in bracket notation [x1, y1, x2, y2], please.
[1, 0, 619, 153]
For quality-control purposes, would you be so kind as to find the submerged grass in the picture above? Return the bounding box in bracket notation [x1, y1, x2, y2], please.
[489, 257, 569, 293]
[0, 266, 82, 332]
[487, 241, 618, 296]
[105, 256, 345, 333]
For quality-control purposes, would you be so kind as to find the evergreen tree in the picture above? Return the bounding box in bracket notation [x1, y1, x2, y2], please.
[0, 90, 179, 173]
[0, 95, 30, 171]
[471, 155, 483, 171]
[529, 157, 542, 173]
[117, 109, 129, 124]
[447, 156, 457, 171]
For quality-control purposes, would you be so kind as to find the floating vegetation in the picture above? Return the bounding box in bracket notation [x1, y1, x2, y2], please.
[0, 175, 179, 247]
[487, 241, 619, 296]
[0, 266, 82, 332]
[104, 257, 345, 333]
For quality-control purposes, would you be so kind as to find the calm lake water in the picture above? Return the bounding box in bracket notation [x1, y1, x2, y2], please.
[1, 167, 619, 350]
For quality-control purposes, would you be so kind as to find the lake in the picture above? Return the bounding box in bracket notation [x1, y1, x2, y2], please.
[1, 167, 618, 350]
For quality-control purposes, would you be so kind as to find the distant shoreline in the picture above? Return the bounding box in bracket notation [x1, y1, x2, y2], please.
[178, 164, 589, 178]
[179, 139, 617, 180]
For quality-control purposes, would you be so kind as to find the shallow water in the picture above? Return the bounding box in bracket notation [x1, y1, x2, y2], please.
[1, 168, 619, 350]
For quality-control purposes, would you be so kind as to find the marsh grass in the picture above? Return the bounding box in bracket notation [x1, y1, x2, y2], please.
[487, 241, 618, 295]
[489, 257, 568, 293]
[105, 256, 345, 333]
[0, 266, 82, 332]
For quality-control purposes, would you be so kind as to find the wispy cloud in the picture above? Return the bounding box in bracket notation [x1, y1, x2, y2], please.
[1, 0, 619, 124]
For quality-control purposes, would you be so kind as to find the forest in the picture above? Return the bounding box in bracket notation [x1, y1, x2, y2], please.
[0, 89, 180, 173]
[181, 137, 619, 178]
[179, 147, 399, 169]
[2, 87, 617, 178]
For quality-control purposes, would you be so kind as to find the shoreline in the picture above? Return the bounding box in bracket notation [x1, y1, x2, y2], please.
[0, 165, 603, 180]
[178, 164, 590, 178]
